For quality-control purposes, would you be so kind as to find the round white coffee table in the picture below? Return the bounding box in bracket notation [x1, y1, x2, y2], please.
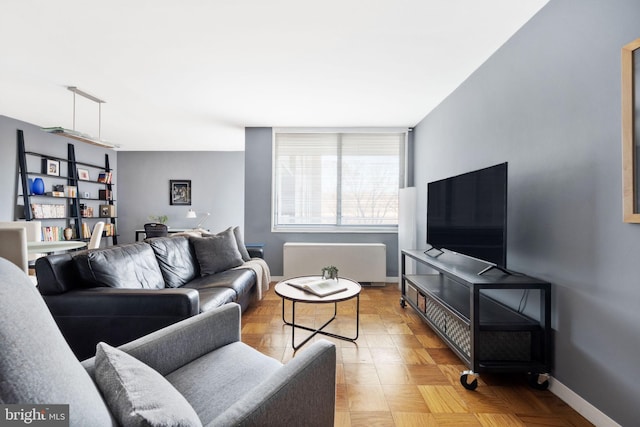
[274, 276, 361, 350]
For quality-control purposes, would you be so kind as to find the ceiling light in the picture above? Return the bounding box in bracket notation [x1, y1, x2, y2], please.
[42, 86, 119, 149]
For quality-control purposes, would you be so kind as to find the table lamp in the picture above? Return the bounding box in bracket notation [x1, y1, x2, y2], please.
[186, 209, 210, 230]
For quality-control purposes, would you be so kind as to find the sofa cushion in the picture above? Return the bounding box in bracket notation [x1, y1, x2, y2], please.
[95, 342, 202, 427]
[185, 269, 256, 301]
[195, 287, 237, 312]
[74, 243, 165, 289]
[190, 229, 244, 275]
[147, 236, 199, 288]
[166, 341, 282, 425]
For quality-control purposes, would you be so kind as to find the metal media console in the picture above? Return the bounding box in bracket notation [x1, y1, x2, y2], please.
[400, 249, 552, 390]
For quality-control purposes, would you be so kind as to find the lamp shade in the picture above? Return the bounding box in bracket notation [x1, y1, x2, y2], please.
[186, 209, 197, 219]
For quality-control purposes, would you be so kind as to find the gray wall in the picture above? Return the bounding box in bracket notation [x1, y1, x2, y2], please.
[244, 127, 399, 277]
[413, 0, 640, 425]
[0, 114, 117, 229]
[116, 151, 245, 244]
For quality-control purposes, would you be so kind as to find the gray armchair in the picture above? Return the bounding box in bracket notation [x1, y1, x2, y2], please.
[0, 258, 336, 426]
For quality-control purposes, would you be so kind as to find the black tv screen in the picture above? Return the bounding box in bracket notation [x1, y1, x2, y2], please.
[426, 162, 508, 267]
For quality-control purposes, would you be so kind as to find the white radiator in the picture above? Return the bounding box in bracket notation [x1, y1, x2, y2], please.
[283, 242, 386, 285]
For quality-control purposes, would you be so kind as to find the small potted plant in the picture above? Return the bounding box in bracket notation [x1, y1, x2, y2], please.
[321, 265, 339, 280]
[148, 215, 168, 224]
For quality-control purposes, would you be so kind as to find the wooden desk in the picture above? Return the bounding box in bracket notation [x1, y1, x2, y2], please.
[135, 228, 195, 241]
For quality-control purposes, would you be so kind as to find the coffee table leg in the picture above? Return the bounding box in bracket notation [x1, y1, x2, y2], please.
[280, 295, 360, 350]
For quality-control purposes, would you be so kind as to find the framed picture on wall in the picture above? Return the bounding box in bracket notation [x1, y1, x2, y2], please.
[170, 180, 191, 205]
[77, 168, 90, 181]
[43, 159, 60, 176]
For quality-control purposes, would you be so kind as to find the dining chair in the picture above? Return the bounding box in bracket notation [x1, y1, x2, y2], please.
[0, 220, 43, 266]
[0, 227, 28, 274]
[88, 221, 105, 249]
[144, 223, 169, 238]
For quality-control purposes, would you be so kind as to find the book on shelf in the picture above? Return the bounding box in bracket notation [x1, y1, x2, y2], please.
[103, 223, 115, 236]
[286, 277, 347, 297]
[30, 203, 66, 219]
[82, 223, 91, 239]
[97, 171, 113, 184]
[41, 226, 64, 241]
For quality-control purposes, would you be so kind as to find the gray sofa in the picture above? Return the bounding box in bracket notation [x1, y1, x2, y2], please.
[0, 258, 336, 426]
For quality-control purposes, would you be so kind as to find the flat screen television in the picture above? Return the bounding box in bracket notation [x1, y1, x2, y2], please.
[426, 162, 508, 267]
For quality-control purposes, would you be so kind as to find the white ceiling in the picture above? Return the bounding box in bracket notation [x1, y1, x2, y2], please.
[0, 1, 548, 151]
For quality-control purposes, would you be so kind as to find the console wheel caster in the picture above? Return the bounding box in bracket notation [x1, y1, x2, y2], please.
[400, 298, 406, 308]
[460, 370, 478, 390]
[528, 372, 550, 390]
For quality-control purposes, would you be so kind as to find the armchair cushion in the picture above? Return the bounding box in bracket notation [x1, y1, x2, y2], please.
[95, 342, 202, 427]
[190, 229, 243, 275]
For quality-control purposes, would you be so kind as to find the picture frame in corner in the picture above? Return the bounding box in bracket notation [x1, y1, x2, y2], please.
[170, 179, 191, 205]
[77, 168, 90, 181]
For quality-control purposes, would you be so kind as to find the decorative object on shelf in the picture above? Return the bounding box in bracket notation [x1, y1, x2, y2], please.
[186, 209, 210, 229]
[77, 168, 90, 181]
[170, 180, 191, 205]
[80, 204, 94, 218]
[321, 265, 339, 280]
[65, 186, 77, 198]
[100, 205, 116, 218]
[27, 178, 33, 195]
[148, 215, 168, 224]
[31, 178, 45, 195]
[99, 189, 112, 200]
[84, 191, 91, 198]
[63, 227, 73, 240]
[42, 159, 60, 176]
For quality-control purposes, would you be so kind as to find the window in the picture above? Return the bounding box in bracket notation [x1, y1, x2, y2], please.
[273, 130, 406, 231]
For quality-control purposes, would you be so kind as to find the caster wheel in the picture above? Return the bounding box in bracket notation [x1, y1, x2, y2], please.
[460, 371, 478, 390]
[400, 298, 406, 308]
[528, 373, 549, 390]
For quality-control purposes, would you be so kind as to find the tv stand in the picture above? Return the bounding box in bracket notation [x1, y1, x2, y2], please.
[400, 249, 551, 390]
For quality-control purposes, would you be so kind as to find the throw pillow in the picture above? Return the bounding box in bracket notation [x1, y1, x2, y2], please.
[190, 228, 244, 276]
[94, 342, 202, 427]
[202, 226, 251, 261]
[232, 226, 252, 262]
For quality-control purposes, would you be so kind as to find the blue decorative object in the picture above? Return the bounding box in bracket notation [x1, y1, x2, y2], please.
[32, 177, 45, 195]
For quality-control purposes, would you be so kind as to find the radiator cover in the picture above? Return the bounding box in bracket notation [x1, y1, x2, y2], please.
[283, 242, 386, 285]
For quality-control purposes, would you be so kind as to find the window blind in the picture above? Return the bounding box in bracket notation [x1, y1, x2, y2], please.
[273, 131, 405, 230]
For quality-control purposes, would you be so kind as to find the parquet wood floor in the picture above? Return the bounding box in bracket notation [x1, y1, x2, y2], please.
[241, 284, 593, 427]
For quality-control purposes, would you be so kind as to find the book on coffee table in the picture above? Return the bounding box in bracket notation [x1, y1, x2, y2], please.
[286, 277, 347, 297]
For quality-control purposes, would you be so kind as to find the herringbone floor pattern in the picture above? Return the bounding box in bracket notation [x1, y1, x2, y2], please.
[241, 284, 592, 427]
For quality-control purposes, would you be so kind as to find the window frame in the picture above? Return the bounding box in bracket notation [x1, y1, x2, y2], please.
[271, 128, 408, 233]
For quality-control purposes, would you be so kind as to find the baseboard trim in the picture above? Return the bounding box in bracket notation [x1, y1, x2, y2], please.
[549, 376, 620, 427]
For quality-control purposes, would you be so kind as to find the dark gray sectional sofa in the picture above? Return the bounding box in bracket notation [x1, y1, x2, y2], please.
[36, 232, 264, 359]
